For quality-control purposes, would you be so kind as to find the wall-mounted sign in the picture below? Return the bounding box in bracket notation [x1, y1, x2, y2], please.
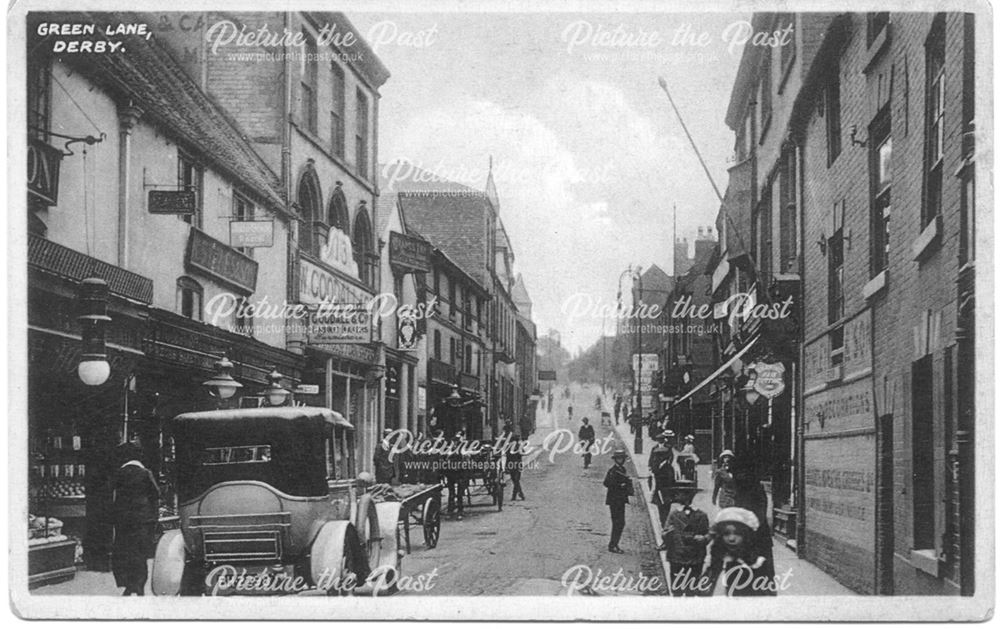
[299, 257, 374, 306]
[186, 228, 258, 293]
[843, 309, 873, 380]
[753, 361, 786, 399]
[149, 190, 197, 215]
[230, 220, 274, 248]
[306, 304, 373, 345]
[319, 228, 359, 278]
[803, 377, 875, 435]
[538, 370, 557, 381]
[389, 231, 431, 274]
[28, 138, 62, 206]
[296, 384, 320, 395]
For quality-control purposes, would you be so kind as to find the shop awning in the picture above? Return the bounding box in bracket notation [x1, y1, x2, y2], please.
[669, 336, 759, 409]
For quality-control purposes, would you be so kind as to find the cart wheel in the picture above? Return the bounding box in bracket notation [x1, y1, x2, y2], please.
[422, 497, 441, 548]
[354, 494, 383, 570]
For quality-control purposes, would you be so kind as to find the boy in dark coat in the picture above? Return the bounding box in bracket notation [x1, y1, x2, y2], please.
[659, 481, 710, 596]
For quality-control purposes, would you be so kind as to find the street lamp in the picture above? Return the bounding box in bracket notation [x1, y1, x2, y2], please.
[203, 354, 243, 402]
[77, 277, 112, 386]
[262, 367, 290, 406]
[617, 265, 644, 455]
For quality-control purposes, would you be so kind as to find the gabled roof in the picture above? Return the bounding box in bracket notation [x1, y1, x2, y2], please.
[45, 12, 287, 213]
[398, 191, 491, 287]
[511, 273, 532, 308]
[636, 263, 674, 310]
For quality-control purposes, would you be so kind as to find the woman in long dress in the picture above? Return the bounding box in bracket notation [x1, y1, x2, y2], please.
[110, 442, 160, 596]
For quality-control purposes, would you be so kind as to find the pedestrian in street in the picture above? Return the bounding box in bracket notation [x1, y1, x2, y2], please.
[567, 403, 574, 421]
[578, 417, 596, 468]
[603, 448, 633, 553]
[445, 435, 468, 520]
[374, 429, 396, 485]
[657, 481, 710, 596]
[613, 396, 622, 425]
[704, 506, 773, 596]
[507, 434, 525, 501]
[712, 450, 736, 509]
[647, 430, 676, 525]
[110, 441, 159, 596]
[730, 456, 776, 592]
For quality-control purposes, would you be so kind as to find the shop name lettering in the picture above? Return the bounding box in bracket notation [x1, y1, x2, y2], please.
[204, 292, 437, 326]
[205, 564, 438, 596]
[562, 292, 793, 322]
[805, 391, 873, 424]
[806, 496, 869, 521]
[805, 468, 874, 493]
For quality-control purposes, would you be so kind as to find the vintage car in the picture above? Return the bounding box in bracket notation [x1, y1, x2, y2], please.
[150, 407, 402, 596]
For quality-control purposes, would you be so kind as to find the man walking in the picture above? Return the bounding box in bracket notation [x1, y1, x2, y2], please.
[507, 434, 526, 501]
[578, 417, 596, 468]
[603, 448, 633, 553]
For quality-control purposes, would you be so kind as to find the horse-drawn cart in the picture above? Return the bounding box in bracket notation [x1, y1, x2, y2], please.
[368, 482, 443, 553]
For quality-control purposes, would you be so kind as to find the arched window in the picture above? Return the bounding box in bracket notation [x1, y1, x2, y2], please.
[297, 168, 325, 256]
[176, 277, 203, 321]
[328, 186, 349, 233]
[352, 204, 374, 286]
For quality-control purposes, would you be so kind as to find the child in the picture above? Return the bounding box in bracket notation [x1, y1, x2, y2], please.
[658, 481, 710, 596]
[705, 507, 774, 596]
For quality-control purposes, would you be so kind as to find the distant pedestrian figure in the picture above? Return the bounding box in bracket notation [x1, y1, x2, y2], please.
[567, 404, 574, 420]
[373, 429, 396, 484]
[647, 430, 676, 525]
[110, 442, 159, 596]
[712, 450, 737, 509]
[578, 417, 596, 468]
[603, 448, 633, 553]
[613, 397, 622, 425]
[507, 434, 526, 501]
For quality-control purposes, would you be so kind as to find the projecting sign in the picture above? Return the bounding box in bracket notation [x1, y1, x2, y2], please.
[230, 220, 274, 248]
[186, 228, 258, 293]
[295, 384, 320, 395]
[28, 138, 62, 206]
[538, 370, 557, 381]
[389, 231, 432, 273]
[753, 361, 786, 399]
[149, 190, 197, 215]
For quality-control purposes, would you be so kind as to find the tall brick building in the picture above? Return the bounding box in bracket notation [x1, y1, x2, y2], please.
[714, 12, 980, 595]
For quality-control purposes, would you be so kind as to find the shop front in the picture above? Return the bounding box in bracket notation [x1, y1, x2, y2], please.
[27, 236, 152, 579]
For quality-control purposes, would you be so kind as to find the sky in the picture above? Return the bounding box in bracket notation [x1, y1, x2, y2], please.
[349, 11, 747, 353]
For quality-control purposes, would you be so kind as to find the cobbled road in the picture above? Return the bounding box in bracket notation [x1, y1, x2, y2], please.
[400, 389, 667, 596]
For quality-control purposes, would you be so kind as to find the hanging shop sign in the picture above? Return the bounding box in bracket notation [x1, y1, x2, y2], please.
[389, 231, 431, 274]
[186, 228, 258, 293]
[149, 190, 197, 215]
[230, 220, 274, 249]
[397, 313, 419, 350]
[753, 361, 786, 399]
[538, 370, 557, 381]
[306, 304, 373, 345]
[28, 138, 62, 206]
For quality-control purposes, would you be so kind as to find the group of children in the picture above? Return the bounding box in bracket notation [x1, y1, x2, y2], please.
[655, 454, 776, 597]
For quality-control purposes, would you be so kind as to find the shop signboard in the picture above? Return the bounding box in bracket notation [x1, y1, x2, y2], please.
[149, 190, 197, 215]
[397, 314, 419, 350]
[299, 257, 374, 307]
[389, 231, 431, 274]
[28, 137, 62, 206]
[186, 228, 258, 293]
[538, 370, 557, 381]
[229, 220, 274, 248]
[306, 304, 373, 345]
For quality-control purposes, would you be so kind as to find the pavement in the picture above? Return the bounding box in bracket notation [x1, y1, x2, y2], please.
[610, 416, 853, 596]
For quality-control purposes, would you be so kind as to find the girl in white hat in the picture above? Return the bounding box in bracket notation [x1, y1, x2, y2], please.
[704, 507, 774, 596]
